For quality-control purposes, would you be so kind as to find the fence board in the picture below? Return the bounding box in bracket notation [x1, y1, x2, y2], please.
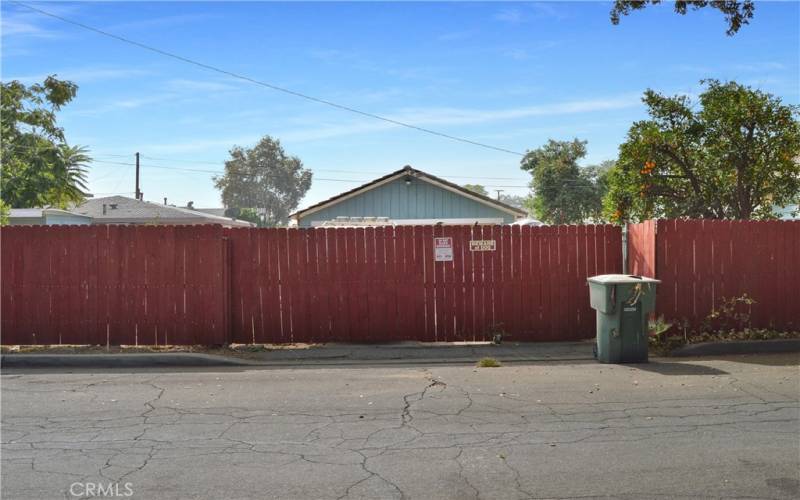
[2, 223, 627, 345]
[625, 219, 799, 331]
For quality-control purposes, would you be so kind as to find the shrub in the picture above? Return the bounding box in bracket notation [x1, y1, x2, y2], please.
[477, 357, 501, 368]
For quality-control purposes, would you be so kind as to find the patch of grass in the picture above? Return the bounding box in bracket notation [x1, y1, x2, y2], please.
[477, 357, 501, 368]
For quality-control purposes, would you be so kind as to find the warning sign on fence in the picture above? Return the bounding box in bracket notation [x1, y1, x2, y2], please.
[469, 240, 496, 252]
[434, 237, 453, 262]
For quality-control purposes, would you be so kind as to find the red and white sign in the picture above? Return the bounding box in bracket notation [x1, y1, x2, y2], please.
[434, 237, 453, 262]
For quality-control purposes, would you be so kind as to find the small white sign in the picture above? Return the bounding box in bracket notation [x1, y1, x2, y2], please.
[469, 240, 496, 252]
[434, 237, 453, 262]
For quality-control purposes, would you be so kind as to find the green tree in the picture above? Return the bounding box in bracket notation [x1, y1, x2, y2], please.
[224, 207, 264, 227]
[462, 184, 489, 197]
[0, 200, 9, 225]
[1, 76, 91, 208]
[214, 136, 312, 227]
[582, 160, 614, 222]
[498, 194, 530, 212]
[520, 139, 609, 224]
[610, 1, 755, 36]
[604, 80, 800, 222]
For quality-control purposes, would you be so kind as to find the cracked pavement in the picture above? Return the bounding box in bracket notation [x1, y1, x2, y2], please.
[2, 354, 799, 499]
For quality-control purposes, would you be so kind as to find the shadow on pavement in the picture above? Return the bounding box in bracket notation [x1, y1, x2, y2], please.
[628, 361, 729, 376]
[670, 352, 800, 367]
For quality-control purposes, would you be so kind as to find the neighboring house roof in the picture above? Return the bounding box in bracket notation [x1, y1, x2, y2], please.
[192, 208, 228, 217]
[71, 196, 254, 227]
[291, 165, 527, 220]
[9, 208, 91, 219]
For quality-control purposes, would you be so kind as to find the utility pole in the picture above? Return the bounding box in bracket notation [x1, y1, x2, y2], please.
[494, 189, 504, 200]
[135, 152, 141, 200]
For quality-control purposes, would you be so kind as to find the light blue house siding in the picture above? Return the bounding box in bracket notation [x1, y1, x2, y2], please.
[297, 176, 518, 227]
[45, 213, 93, 225]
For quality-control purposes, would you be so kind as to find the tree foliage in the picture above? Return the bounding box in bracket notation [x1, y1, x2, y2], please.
[463, 184, 533, 215]
[462, 184, 489, 197]
[0, 200, 9, 225]
[1, 76, 91, 208]
[224, 207, 264, 227]
[214, 136, 312, 227]
[498, 194, 529, 212]
[520, 139, 610, 224]
[610, 1, 755, 36]
[604, 80, 800, 222]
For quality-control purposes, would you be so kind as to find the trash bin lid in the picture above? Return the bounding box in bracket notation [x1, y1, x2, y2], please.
[587, 274, 660, 285]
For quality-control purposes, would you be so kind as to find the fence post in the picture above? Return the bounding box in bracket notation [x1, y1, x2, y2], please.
[622, 225, 628, 274]
[221, 233, 232, 345]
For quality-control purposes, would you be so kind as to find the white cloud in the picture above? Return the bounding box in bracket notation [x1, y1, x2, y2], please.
[503, 48, 529, 60]
[105, 13, 215, 32]
[391, 94, 641, 126]
[492, 4, 565, 25]
[730, 62, 787, 72]
[280, 121, 396, 143]
[529, 2, 567, 20]
[674, 61, 788, 73]
[71, 94, 179, 116]
[1, 17, 59, 38]
[277, 93, 642, 143]
[141, 135, 263, 155]
[307, 48, 359, 63]
[494, 9, 523, 24]
[437, 30, 477, 42]
[6, 67, 152, 85]
[165, 78, 241, 92]
[1, 2, 81, 39]
[116, 94, 643, 152]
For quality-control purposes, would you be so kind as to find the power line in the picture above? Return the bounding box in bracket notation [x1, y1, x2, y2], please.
[8, 144, 531, 181]
[139, 155, 529, 180]
[91, 160, 533, 188]
[12, 0, 526, 157]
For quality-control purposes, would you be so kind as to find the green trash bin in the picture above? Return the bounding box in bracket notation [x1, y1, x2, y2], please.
[587, 274, 660, 363]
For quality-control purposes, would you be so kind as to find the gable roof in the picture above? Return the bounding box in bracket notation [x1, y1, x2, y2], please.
[71, 196, 254, 227]
[291, 165, 527, 220]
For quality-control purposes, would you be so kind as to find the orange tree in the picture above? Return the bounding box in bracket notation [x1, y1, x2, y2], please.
[604, 80, 800, 222]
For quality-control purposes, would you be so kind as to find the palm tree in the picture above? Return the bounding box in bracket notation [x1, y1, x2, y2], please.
[47, 144, 91, 208]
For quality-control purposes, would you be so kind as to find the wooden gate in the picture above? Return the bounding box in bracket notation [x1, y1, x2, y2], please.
[226, 224, 622, 343]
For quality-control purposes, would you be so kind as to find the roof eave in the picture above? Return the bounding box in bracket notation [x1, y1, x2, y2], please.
[291, 165, 527, 220]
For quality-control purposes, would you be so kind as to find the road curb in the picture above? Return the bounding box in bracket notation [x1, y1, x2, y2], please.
[0, 352, 595, 369]
[1, 353, 254, 369]
[669, 339, 800, 357]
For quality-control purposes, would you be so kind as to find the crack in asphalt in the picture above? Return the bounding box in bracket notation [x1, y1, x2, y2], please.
[2, 364, 798, 500]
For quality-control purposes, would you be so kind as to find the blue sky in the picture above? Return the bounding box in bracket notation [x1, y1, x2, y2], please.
[3, 1, 799, 209]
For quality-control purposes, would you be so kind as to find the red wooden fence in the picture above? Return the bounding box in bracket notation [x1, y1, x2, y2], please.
[1, 224, 622, 345]
[1, 225, 229, 345]
[226, 224, 622, 343]
[627, 219, 656, 278]
[627, 219, 800, 331]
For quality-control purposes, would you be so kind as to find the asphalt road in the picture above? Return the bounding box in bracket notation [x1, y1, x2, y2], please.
[2, 355, 799, 500]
